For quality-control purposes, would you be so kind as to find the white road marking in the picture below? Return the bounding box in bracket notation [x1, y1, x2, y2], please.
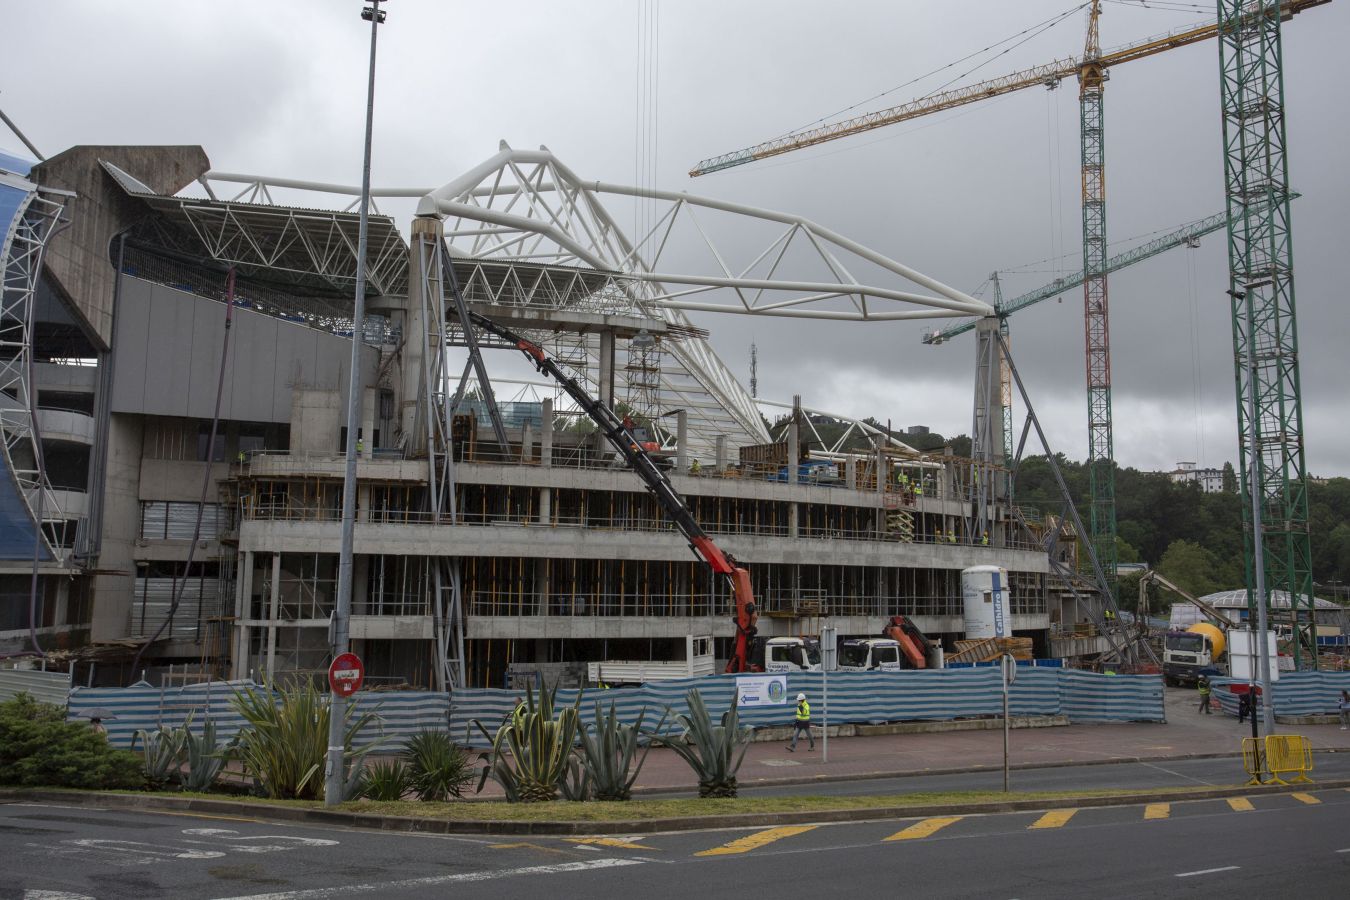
[24, 892, 97, 900]
[179, 827, 339, 853]
[213, 858, 646, 900]
[1176, 866, 1239, 878]
[1336, 849, 1350, 854]
[68, 838, 225, 860]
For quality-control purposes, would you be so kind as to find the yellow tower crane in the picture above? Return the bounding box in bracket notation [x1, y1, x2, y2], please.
[690, 0, 1330, 597]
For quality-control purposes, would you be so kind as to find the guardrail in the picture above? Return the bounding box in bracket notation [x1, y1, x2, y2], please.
[1242, 733, 1314, 785]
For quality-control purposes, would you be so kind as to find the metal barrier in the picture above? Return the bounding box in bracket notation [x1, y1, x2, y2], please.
[1241, 736, 1266, 786]
[1264, 734, 1314, 785]
[1240, 734, 1314, 785]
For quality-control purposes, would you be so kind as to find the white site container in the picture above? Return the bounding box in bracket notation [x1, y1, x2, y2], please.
[962, 565, 1011, 640]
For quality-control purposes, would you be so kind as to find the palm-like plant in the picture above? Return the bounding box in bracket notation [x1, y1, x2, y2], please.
[131, 721, 187, 790]
[651, 688, 751, 798]
[355, 759, 414, 801]
[576, 700, 666, 802]
[228, 680, 376, 801]
[473, 682, 581, 803]
[180, 714, 226, 793]
[403, 730, 475, 801]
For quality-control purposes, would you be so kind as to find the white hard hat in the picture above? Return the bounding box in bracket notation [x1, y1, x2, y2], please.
[796, 692, 806, 701]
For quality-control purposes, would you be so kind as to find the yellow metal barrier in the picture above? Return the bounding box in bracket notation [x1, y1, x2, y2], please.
[1241, 737, 1267, 785]
[1264, 734, 1314, 785]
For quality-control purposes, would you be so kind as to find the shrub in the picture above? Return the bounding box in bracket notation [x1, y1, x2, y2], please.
[181, 715, 226, 793]
[576, 700, 666, 802]
[356, 759, 414, 801]
[131, 722, 187, 790]
[402, 730, 474, 801]
[228, 680, 376, 801]
[0, 693, 140, 790]
[473, 682, 581, 803]
[651, 688, 751, 798]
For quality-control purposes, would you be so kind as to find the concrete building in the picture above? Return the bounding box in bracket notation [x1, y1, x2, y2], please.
[1168, 461, 1224, 493]
[2, 144, 1113, 688]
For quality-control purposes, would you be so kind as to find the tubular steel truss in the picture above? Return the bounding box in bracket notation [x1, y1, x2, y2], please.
[0, 173, 70, 559]
[1218, 0, 1316, 667]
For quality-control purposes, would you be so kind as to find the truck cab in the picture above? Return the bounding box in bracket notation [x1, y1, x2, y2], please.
[1162, 624, 1225, 686]
[753, 636, 822, 673]
[838, 638, 903, 671]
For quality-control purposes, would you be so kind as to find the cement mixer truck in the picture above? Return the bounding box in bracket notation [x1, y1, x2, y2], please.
[1163, 622, 1227, 686]
[1142, 571, 1239, 686]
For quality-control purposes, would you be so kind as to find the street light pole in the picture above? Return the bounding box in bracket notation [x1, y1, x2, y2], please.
[325, 0, 386, 808]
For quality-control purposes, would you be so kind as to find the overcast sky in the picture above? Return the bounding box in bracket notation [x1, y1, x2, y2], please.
[5, 0, 1347, 476]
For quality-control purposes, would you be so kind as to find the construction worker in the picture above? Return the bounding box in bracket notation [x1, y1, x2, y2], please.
[947, 529, 957, 544]
[787, 692, 814, 752]
[689, 459, 701, 476]
[1197, 678, 1212, 715]
[355, 437, 364, 456]
[236, 449, 246, 466]
[981, 533, 989, 547]
[511, 696, 526, 729]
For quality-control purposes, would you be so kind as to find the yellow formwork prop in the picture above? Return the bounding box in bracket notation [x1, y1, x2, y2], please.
[1264, 734, 1314, 785]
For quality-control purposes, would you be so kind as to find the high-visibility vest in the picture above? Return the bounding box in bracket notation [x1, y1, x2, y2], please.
[796, 700, 810, 721]
[1198, 683, 1211, 696]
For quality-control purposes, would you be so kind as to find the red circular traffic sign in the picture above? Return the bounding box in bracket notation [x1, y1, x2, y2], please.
[328, 652, 365, 697]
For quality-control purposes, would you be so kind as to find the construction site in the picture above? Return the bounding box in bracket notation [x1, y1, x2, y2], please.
[1, 0, 1343, 692]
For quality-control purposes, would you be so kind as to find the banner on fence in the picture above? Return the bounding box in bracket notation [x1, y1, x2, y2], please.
[735, 675, 787, 707]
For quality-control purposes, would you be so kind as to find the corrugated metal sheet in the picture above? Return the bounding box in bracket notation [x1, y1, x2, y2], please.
[1209, 672, 1350, 716]
[0, 668, 73, 706]
[446, 668, 1164, 748]
[66, 681, 449, 751]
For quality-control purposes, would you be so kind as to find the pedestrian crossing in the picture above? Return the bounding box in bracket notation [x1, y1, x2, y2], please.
[538, 789, 1343, 861]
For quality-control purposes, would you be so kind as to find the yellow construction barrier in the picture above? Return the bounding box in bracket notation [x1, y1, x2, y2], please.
[1264, 734, 1314, 785]
[1241, 737, 1267, 785]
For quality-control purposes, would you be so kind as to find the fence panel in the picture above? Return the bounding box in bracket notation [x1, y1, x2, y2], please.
[0, 668, 73, 706]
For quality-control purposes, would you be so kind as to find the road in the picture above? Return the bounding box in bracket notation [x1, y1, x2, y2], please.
[4, 786, 1348, 898]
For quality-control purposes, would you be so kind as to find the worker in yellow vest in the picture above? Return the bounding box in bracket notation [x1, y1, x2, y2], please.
[787, 692, 814, 752]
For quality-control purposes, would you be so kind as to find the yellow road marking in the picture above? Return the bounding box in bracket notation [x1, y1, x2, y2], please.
[1029, 809, 1078, 830]
[148, 809, 262, 824]
[884, 816, 963, 842]
[695, 825, 817, 857]
[1144, 803, 1170, 820]
[489, 842, 572, 855]
[1291, 792, 1321, 805]
[1227, 798, 1254, 812]
[565, 837, 656, 850]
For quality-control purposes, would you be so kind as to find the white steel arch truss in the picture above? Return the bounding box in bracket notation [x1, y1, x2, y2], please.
[414, 145, 991, 456]
[0, 175, 71, 559]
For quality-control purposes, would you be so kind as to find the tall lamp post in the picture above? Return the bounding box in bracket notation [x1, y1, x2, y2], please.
[325, 0, 386, 809]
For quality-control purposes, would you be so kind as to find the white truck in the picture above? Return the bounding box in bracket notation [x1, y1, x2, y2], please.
[587, 635, 716, 685]
[837, 638, 904, 671]
[754, 636, 822, 673]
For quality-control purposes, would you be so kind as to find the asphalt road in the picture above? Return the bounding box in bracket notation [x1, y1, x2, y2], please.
[4, 787, 1349, 898]
[731, 751, 1350, 798]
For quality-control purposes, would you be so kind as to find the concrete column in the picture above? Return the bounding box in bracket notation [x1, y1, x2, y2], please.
[846, 457, 858, 491]
[539, 398, 553, 527]
[874, 434, 886, 536]
[231, 550, 254, 680]
[265, 553, 281, 686]
[521, 421, 534, 464]
[787, 418, 799, 538]
[540, 399, 553, 467]
[361, 387, 376, 458]
[716, 434, 728, 472]
[598, 330, 616, 410]
[675, 409, 688, 473]
[401, 217, 441, 455]
[353, 555, 369, 616]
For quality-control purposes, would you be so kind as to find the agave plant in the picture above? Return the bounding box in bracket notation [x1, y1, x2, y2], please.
[355, 758, 414, 801]
[228, 680, 377, 801]
[402, 730, 475, 801]
[576, 700, 667, 802]
[472, 682, 581, 803]
[180, 713, 226, 793]
[131, 721, 187, 790]
[651, 688, 751, 799]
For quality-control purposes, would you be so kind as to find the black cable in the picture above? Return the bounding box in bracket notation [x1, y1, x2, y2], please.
[128, 267, 236, 682]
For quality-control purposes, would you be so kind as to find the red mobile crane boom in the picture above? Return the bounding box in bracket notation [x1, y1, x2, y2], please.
[464, 312, 760, 673]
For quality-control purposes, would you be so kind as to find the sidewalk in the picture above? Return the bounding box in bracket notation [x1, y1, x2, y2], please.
[613, 686, 1350, 795]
